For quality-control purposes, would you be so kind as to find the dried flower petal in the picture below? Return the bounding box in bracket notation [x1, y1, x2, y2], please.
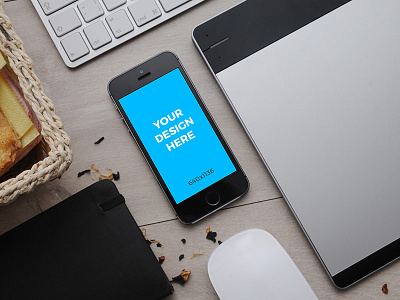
[113, 171, 120, 181]
[181, 238, 186, 244]
[179, 254, 184, 261]
[206, 230, 217, 243]
[91, 164, 100, 173]
[382, 283, 388, 294]
[171, 275, 185, 285]
[147, 239, 163, 247]
[181, 270, 191, 281]
[99, 169, 114, 181]
[94, 137, 104, 144]
[190, 250, 204, 259]
[171, 269, 191, 285]
[141, 229, 163, 247]
[77, 169, 90, 177]
[158, 256, 165, 265]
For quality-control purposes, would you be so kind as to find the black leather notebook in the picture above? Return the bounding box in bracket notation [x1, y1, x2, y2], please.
[0, 180, 173, 300]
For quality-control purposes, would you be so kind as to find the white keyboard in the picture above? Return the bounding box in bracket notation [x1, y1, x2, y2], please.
[31, 0, 205, 68]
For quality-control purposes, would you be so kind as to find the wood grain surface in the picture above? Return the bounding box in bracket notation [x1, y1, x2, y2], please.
[1, 0, 399, 299]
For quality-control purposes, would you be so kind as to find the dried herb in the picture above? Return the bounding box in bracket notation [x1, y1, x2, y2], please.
[88, 164, 120, 181]
[112, 171, 120, 181]
[181, 238, 186, 244]
[147, 239, 164, 247]
[99, 169, 114, 181]
[91, 164, 100, 173]
[77, 169, 90, 177]
[171, 269, 191, 285]
[190, 250, 204, 259]
[206, 226, 218, 243]
[179, 254, 184, 261]
[382, 283, 388, 294]
[141, 229, 164, 247]
[206, 230, 217, 243]
[181, 270, 191, 281]
[94, 137, 104, 144]
[158, 256, 165, 265]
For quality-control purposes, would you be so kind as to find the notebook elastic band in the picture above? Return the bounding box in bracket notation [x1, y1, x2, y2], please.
[99, 194, 125, 212]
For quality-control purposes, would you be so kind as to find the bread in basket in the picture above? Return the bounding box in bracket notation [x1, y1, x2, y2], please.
[0, 1, 72, 204]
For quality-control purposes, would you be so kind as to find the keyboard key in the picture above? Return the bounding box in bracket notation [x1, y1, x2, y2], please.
[31, 0, 204, 67]
[78, 0, 104, 23]
[84, 21, 112, 50]
[128, 0, 161, 27]
[49, 8, 82, 37]
[102, 0, 126, 11]
[38, 0, 77, 15]
[106, 10, 134, 38]
[60, 33, 89, 61]
[159, 0, 191, 12]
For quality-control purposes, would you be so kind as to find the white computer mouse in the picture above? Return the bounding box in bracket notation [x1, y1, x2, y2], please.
[208, 229, 318, 299]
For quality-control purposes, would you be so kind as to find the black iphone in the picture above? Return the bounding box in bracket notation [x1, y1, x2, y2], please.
[108, 52, 249, 224]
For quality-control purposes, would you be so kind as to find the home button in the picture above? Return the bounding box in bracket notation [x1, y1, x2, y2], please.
[206, 192, 220, 206]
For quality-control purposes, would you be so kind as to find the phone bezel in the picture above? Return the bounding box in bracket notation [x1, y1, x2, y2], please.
[108, 51, 249, 224]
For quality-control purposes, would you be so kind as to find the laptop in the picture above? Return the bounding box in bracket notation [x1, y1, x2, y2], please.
[193, 0, 400, 288]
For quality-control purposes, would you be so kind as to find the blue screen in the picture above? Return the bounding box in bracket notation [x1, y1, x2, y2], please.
[119, 68, 236, 204]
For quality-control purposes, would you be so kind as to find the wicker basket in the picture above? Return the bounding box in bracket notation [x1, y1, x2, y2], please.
[0, 1, 72, 205]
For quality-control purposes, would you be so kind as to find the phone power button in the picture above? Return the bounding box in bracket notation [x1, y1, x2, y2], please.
[206, 192, 220, 206]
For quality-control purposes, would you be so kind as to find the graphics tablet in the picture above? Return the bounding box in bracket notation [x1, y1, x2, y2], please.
[193, 0, 400, 288]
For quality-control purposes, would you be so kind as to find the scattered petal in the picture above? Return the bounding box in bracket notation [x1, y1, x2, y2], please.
[382, 283, 388, 294]
[91, 164, 100, 173]
[190, 250, 204, 259]
[171, 269, 191, 285]
[113, 171, 120, 181]
[94, 137, 105, 144]
[141, 229, 163, 247]
[206, 230, 217, 243]
[181, 270, 191, 281]
[77, 169, 90, 177]
[99, 169, 114, 180]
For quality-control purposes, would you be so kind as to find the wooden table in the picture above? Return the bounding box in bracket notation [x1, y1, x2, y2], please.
[1, 0, 399, 298]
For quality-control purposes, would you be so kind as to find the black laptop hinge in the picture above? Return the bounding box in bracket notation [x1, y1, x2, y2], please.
[99, 194, 125, 212]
